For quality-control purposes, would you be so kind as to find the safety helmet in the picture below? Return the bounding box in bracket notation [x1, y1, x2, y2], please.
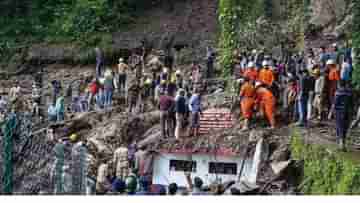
[252, 49, 257, 55]
[255, 81, 262, 88]
[262, 60, 270, 67]
[312, 68, 320, 76]
[332, 43, 337, 47]
[247, 61, 255, 68]
[175, 70, 181, 75]
[160, 80, 167, 85]
[144, 78, 152, 85]
[119, 58, 124, 62]
[70, 133, 78, 142]
[99, 78, 105, 85]
[104, 69, 112, 78]
[126, 175, 138, 192]
[326, 59, 336, 66]
[163, 67, 169, 73]
[236, 78, 244, 84]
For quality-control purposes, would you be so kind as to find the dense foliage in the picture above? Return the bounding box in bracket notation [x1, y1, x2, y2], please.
[291, 129, 360, 194]
[218, 0, 263, 76]
[0, 0, 153, 61]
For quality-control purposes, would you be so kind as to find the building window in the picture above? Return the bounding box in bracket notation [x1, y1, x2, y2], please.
[169, 160, 197, 172]
[209, 162, 237, 175]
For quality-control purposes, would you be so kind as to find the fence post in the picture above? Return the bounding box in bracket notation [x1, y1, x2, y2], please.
[2, 113, 17, 194]
[54, 142, 65, 194]
[71, 143, 88, 194]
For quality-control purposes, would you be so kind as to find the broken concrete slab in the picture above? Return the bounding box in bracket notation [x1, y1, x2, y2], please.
[271, 160, 291, 175]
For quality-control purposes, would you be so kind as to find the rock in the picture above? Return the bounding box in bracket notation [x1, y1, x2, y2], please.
[137, 125, 161, 148]
[249, 129, 266, 143]
[270, 143, 290, 162]
[271, 160, 291, 175]
[226, 181, 259, 195]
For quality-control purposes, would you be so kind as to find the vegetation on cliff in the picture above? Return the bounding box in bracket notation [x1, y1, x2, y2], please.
[291, 128, 360, 194]
[0, 0, 152, 62]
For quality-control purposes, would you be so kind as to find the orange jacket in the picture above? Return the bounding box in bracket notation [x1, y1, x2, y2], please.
[258, 68, 274, 86]
[328, 67, 340, 81]
[255, 87, 275, 104]
[243, 69, 258, 81]
[255, 87, 276, 127]
[240, 82, 255, 98]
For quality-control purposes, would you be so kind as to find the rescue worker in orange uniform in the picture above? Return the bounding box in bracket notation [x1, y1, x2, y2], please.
[326, 59, 340, 120]
[239, 77, 256, 130]
[258, 60, 275, 87]
[243, 62, 258, 81]
[255, 81, 276, 129]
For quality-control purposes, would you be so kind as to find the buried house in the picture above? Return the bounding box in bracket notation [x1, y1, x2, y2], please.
[146, 108, 268, 189]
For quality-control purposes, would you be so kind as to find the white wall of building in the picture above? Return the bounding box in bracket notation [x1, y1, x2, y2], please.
[152, 153, 253, 187]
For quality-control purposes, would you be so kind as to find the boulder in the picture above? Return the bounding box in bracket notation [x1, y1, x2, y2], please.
[271, 160, 291, 175]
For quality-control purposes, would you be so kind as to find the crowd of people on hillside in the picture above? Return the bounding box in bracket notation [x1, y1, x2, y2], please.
[0, 41, 357, 195]
[232, 42, 353, 151]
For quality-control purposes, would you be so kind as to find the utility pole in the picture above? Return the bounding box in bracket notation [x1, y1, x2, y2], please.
[2, 113, 17, 194]
[54, 141, 65, 194]
[71, 143, 88, 194]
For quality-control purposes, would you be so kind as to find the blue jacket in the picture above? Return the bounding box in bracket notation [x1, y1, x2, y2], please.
[334, 88, 353, 113]
[341, 64, 352, 81]
[175, 96, 187, 114]
[189, 94, 201, 113]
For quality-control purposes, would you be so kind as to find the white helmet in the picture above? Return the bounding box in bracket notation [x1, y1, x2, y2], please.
[247, 61, 255, 68]
[163, 67, 169, 73]
[262, 60, 270, 67]
[175, 70, 181, 75]
[236, 78, 244, 84]
[326, 59, 336, 66]
[255, 81, 262, 88]
[99, 78, 105, 85]
[119, 58, 124, 62]
[332, 43, 338, 47]
[252, 49, 257, 54]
